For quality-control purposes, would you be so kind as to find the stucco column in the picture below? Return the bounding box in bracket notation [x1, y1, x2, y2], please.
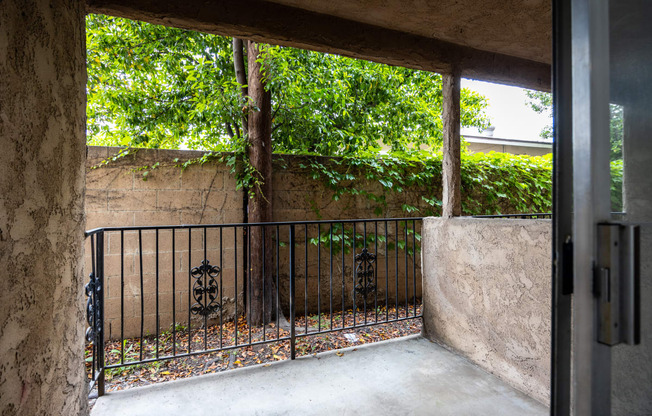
[0, 1, 88, 415]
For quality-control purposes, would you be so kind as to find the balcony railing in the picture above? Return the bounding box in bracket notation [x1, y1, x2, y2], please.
[84, 218, 422, 396]
[472, 213, 552, 219]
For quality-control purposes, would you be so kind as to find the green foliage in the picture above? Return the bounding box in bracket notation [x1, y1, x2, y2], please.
[525, 90, 624, 161]
[262, 46, 488, 154]
[299, 150, 554, 217]
[86, 14, 488, 156]
[460, 152, 553, 215]
[611, 159, 624, 212]
[525, 90, 553, 140]
[525, 90, 624, 211]
[86, 15, 243, 149]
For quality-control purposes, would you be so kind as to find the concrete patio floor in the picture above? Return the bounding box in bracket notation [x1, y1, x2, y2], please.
[91, 335, 547, 416]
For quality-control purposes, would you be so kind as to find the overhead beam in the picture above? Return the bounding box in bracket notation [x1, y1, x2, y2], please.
[442, 72, 462, 218]
[87, 0, 551, 90]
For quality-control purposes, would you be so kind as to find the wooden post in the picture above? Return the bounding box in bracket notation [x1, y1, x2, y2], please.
[442, 72, 462, 217]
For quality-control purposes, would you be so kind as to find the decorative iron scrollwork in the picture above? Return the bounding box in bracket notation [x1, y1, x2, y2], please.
[85, 272, 102, 342]
[190, 260, 221, 317]
[354, 248, 377, 297]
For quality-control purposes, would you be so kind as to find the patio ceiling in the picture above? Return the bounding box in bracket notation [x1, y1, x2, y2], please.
[86, 0, 551, 90]
[267, 0, 551, 65]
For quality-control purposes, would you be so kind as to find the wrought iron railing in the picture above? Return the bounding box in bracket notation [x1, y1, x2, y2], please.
[472, 212, 625, 219]
[84, 218, 422, 396]
[472, 213, 553, 219]
[85, 230, 105, 395]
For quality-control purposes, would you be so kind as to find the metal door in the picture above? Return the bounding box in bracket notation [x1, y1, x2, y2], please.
[552, 0, 648, 414]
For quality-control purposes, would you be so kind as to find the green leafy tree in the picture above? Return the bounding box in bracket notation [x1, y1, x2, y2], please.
[525, 90, 623, 160]
[524, 90, 624, 210]
[524, 90, 553, 140]
[86, 16, 243, 150]
[86, 14, 489, 155]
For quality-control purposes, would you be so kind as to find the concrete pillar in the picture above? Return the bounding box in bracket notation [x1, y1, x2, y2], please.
[0, 1, 88, 415]
[441, 72, 462, 217]
[613, 103, 652, 415]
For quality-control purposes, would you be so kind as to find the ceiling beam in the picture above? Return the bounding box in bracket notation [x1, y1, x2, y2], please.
[87, 0, 551, 90]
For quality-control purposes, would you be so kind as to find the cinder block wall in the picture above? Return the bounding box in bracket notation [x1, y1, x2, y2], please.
[85, 146, 424, 339]
[421, 218, 551, 405]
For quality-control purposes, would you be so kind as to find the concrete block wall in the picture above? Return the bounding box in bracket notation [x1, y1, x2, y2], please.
[421, 218, 551, 405]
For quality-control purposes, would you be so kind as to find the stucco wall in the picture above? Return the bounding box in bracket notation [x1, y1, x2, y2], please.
[86, 147, 423, 339]
[0, 1, 88, 415]
[421, 217, 551, 405]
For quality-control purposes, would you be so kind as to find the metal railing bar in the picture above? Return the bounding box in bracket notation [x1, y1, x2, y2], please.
[98, 231, 105, 396]
[156, 229, 160, 359]
[384, 220, 389, 322]
[374, 221, 378, 324]
[412, 220, 417, 318]
[404, 222, 409, 318]
[105, 336, 293, 369]
[262, 226, 266, 342]
[120, 230, 124, 365]
[247, 226, 252, 345]
[317, 223, 321, 332]
[394, 220, 399, 320]
[219, 227, 223, 350]
[84, 217, 425, 235]
[305, 224, 309, 335]
[275, 225, 280, 340]
[297, 315, 423, 338]
[363, 222, 367, 326]
[90, 234, 97, 383]
[138, 229, 144, 362]
[187, 228, 192, 354]
[204, 227, 209, 352]
[172, 229, 176, 356]
[472, 213, 552, 218]
[289, 225, 296, 360]
[234, 226, 238, 346]
[352, 221, 356, 327]
[329, 224, 333, 331]
[341, 222, 345, 331]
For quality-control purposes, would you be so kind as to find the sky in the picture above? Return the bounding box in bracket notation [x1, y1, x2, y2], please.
[460, 79, 552, 142]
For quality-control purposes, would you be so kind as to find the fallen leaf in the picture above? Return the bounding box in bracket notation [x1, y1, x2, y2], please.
[336, 352, 344, 357]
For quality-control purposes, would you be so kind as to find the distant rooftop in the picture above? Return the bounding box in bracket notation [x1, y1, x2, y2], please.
[463, 134, 552, 149]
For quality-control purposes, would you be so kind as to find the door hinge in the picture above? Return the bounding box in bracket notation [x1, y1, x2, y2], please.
[595, 222, 641, 346]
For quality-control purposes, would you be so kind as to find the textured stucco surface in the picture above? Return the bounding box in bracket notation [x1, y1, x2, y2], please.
[421, 218, 551, 405]
[267, 0, 552, 64]
[0, 1, 88, 415]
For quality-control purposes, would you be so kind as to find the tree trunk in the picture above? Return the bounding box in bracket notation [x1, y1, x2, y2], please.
[232, 38, 248, 138]
[442, 72, 462, 217]
[246, 41, 275, 326]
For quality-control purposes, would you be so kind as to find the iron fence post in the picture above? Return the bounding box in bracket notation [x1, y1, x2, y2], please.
[97, 231, 105, 396]
[289, 225, 296, 360]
